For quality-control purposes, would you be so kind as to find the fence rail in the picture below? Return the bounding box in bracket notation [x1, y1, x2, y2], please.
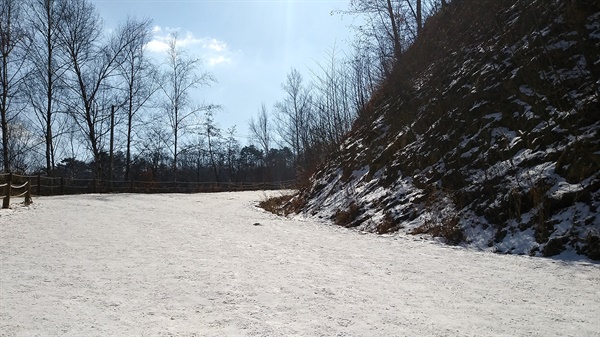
[0, 173, 33, 208]
[0, 173, 295, 203]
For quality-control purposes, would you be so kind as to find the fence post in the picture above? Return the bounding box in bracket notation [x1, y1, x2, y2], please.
[2, 173, 12, 209]
[130, 180, 134, 193]
[60, 177, 65, 195]
[37, 174, 41, 195]
[25, 182, 32, 205]
[93, 178, 97, 193]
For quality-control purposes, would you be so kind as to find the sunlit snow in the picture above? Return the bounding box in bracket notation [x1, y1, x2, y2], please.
[2, 193, 597, 336]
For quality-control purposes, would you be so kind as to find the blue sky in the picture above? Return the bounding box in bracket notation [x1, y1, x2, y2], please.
[92, 0, 355, 144]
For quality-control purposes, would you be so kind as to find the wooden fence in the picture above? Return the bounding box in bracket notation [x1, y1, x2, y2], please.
[0, 173, 295, 205]
[0, 173, 33, 208]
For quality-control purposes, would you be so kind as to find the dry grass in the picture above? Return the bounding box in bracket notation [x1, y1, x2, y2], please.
[411, 216, 464, 246]
[376, 213, 397, 234]
[333, 202, 361, 227]
[579, 233, 600, 260]
[258, 194, 294, 216]
[258, 190, 307, 216]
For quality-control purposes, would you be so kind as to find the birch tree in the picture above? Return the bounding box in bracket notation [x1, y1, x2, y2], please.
[159, 33, 216, 178]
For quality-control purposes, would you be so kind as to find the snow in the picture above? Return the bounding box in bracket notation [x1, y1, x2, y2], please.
[1, 192, 600, 336]
[548, 179, 584, 199]
[483, 112, 502, 121]
[470, 101, 489, 111]
[460, 146, 479, 158]
[512, 98, 536, 119]
[546, 40, 576, 51]
[496, 227, 537, 254]
[519, 85, 535, 96]
[350, 166, 369, 181]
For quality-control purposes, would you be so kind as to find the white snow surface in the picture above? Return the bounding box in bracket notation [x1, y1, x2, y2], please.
[1, 192, 599, 337]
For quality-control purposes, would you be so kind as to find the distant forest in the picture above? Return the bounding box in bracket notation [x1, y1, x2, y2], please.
[1, 0, 447, 183]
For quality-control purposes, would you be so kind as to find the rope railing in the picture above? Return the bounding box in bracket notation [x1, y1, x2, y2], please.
[11, 182, 29, 189]
[1, 173, 33, 209]
[2, 173, 295, 197]
[14, 190, 30, 198]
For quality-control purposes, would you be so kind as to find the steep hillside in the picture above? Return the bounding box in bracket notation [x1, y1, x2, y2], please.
[284, 0, 600, 260]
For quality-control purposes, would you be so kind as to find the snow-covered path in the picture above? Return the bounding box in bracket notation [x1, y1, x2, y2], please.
[1, 192, 598, 336]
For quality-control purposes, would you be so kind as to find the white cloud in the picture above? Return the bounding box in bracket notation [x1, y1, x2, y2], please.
[203, 38, 227, 52]
[146, 26, 237, 67]
[178, 32, 204, 48]
[208, 55, 232, 66]
[146, 39, 169, 53]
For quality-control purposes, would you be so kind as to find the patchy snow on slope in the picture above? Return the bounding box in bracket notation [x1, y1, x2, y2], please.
[1, 193, 599, 336]
[293, 0, 600, 261]
[546, 39, 577, 51]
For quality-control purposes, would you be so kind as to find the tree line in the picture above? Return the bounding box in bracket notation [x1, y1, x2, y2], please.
[1, 0, 448, 184]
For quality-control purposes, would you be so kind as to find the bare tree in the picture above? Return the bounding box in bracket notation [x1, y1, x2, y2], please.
[115, 16, 155, 180]
[343, 0, 445, 80]
[348, 42, 377, 113]
[224, 126, 239, 181]
[201, 109, 221, 182]
[136, 115, 171, 180]
[159, 33, 216, 178]
[4, 119, 40, 173]
[346, 0, 404, 75]
[248, 102, 271, 164]
[1, 0, 31, 172]
[58, 0, 107, 177]
[274, 68, 313, 169]
[59, 0, 149, 177]
[310, 46, 357, 152]
[26, 0, 69, 175]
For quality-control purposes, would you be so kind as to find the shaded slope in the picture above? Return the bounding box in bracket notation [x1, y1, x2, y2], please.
[286, 0, 600, 259]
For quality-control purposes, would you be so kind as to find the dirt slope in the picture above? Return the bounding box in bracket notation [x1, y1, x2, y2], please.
[286, 0, 600, 259]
